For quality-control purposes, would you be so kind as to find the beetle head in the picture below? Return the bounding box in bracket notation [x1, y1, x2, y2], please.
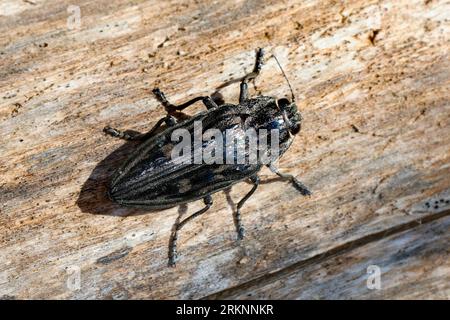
[272, 54, 302, 135]
[277, 98, 302, 135]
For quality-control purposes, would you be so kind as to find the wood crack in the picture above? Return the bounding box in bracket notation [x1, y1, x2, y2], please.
[203, 208, 450, 299]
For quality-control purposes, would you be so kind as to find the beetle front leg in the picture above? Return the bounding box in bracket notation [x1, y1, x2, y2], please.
[234, 174, 259, 240]
[169, 195, 213, 267]
[153, 88, 218, 113]
[239, 48, 264, 103]
[103, 115, 176, 141]
[268, 163, 311, 196]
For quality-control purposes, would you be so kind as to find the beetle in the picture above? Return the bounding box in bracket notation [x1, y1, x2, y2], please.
[103, 48, 311, 266]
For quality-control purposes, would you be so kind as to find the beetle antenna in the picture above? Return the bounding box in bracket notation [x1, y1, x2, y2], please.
[273, 54, 296, 102]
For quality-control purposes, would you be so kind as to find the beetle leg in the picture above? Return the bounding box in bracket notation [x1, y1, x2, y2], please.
[103, 115, 176, 141]
[268, 163, 311, 196]
[169, 195, 213, 267]
[133, 115, 176, 140]
[153, 88, 217, 113]
[234, 174, 260, 240]
[239, 48, 264, 103]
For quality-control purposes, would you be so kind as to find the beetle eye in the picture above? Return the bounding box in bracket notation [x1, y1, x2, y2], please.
[291, 123, 301, 135]
[277, 98, 290, 109]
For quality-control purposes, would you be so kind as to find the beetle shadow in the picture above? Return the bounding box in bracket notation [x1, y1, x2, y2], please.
[223, 187, 240, 236]
[76, 136, 155, 217]
[222, 176, 288, 236]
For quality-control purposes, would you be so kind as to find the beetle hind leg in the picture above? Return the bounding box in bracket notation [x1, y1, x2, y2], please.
[169, 195, 213, 267]
[234, 175, 260, 240]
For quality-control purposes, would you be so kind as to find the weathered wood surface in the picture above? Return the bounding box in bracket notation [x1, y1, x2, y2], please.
[0, 0, 449, 299]
[210, 213, 450, 299]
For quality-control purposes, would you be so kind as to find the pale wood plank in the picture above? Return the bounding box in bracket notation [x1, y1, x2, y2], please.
[208, 212, 450, 299]
[0, 0, 449, 299]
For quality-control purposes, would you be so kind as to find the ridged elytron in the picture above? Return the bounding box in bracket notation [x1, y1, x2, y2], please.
[103, 48, 311, 266]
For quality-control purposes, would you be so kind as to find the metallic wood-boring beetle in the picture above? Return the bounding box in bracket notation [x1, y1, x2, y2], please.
[103, 48, 311, 266]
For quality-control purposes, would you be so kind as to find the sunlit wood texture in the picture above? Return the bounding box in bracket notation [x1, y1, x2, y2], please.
[0, 0, 449, 299]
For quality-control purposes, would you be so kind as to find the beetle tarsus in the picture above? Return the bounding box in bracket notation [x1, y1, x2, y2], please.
[168, 242, 177, 267]
[293, 179, 312, 196]
[268, 163, 311, 196]
[237, 227, 245, 240]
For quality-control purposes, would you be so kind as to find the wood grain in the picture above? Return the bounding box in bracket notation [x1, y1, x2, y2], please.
[208, 212, 450, 299]
[0, 0, 449, 299]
